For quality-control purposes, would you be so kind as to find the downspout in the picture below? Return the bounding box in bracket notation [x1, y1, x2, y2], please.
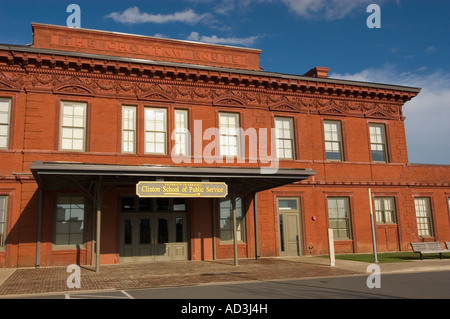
[212, 198, 217, 260]
[254, 193, 260, 259]
[35, 187, 43, 268]
[231, 190, 238, 266]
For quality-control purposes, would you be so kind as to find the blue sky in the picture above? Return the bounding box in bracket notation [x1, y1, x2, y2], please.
[0, 0, 449, 164]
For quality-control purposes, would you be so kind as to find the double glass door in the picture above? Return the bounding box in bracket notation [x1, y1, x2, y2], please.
[119, 197, 188, 262]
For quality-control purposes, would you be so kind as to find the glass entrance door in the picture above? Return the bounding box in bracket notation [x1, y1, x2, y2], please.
[119, 197, 188, 262]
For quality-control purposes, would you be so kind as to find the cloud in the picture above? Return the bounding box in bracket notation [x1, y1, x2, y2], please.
[187, 31, 260, 46]
[281, 0, 374, 20]
[105, 7, 212, 25]
[425, 45, 437, 53]
[330, 65, 450, 165]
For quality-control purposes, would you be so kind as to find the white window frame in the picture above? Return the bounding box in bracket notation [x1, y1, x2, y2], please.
[327, 197, 352, 240]
[374, 197, 397, 224]
[174, 109, 190, 156]
[369, 123, 388, 162]
[324, 120, 343, 161]
[414, 197, 434, 237]
[219, 112, 240, 158]
[121, 105, 137, 154]
[60, 101, 87, 152]
[275, 117, 295, 160]
[144, 107, 167, 155]
[0, 98, 12, 150]
[0, 195, 8, 250]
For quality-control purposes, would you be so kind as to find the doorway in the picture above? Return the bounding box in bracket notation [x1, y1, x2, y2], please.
[277, 197, 302, 257]
[119, 197, 188, 262]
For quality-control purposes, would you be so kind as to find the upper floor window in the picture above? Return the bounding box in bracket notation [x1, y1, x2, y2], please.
[144, 107, 167, 155]
[122, 106, 137, 154]
[324, 120, 343, 161]
[275, 117, 295, 160]
[60, 101, 87, 152]
[219, 112, 240, 157]
[0, 98, 11, 150]
[174, 109, 189, 156]
[369, 123, 388, 162]
[0, 195, 8, 250]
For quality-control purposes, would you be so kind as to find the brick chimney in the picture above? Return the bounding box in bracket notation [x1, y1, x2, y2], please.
[304, 66, 330, 78]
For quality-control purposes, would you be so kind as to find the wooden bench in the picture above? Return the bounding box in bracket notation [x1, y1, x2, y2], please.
[410, 242, 450, 260]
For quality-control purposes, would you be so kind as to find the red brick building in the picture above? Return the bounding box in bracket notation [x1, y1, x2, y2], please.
[0, 24, 449, 269]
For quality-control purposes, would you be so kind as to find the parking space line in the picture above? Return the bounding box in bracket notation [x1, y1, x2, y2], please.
[121, 290, 135, 299]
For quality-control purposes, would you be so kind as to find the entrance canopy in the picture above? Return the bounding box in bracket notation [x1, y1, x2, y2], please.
[30, 161, 316, 194]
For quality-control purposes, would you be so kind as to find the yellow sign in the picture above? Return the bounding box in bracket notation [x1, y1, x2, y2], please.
[136, 182, 228, 198]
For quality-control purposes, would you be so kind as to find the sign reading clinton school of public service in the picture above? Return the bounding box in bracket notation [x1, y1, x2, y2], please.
[136, 182, 228, 198]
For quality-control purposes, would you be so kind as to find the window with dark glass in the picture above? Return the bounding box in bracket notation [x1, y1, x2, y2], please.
[54, 196, 85, 246]
[219, 197, 245, 242]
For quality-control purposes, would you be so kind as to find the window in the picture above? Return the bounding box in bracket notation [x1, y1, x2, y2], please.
[54, 196, 85, 247]
[369, 123, 388, 162]
[122, 106, 136, 153]
[275, 117, 295, 159]
[414, 197, 433, 237]
[60, 101, 87, 152]
[327, 197, 352, 240]
[219, 112, 240, 157]
[324, 120, 343, 161]
[174, 109, 189, 156]
[144, 107, 167, 154]
[374, 197, 396, 224]
[219, 197, 245, 242]
[448, 197, 450, 216]
[0, 98, 11, 149]
[0, 196, 8, 250]
[277, 198, 300, 212]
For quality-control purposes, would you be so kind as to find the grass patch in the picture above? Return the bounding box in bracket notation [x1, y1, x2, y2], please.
[320, 252, 450, 263]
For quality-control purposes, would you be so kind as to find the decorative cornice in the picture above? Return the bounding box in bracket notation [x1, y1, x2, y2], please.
[0, 49, 414, 120]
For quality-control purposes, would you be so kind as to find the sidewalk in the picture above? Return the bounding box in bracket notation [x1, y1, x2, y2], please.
[1, 256, 450, 298]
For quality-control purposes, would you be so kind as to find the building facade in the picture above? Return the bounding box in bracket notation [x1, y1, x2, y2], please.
[0, 24, 449, 268]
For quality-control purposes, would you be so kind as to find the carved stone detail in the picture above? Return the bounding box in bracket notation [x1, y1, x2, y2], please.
[0, 68, 404, 119]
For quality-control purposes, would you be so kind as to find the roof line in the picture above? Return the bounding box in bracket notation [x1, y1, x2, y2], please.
[31, 22, 262, 53]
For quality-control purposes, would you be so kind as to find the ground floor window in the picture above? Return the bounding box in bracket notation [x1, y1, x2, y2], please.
[219, 197, 245, 242]
[0, 195, 8, 250]
[414, 197, 434, 237]
[54, 196, 86, 247]
[327, 197, 352, 240]
[374, 197, 396, 224]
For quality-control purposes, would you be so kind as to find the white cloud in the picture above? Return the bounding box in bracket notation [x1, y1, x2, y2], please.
[330, 65, 450, 165]
[281, 0, 374, 20]
[105, 7, 212, 25]
[187, 31, 260, 46]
